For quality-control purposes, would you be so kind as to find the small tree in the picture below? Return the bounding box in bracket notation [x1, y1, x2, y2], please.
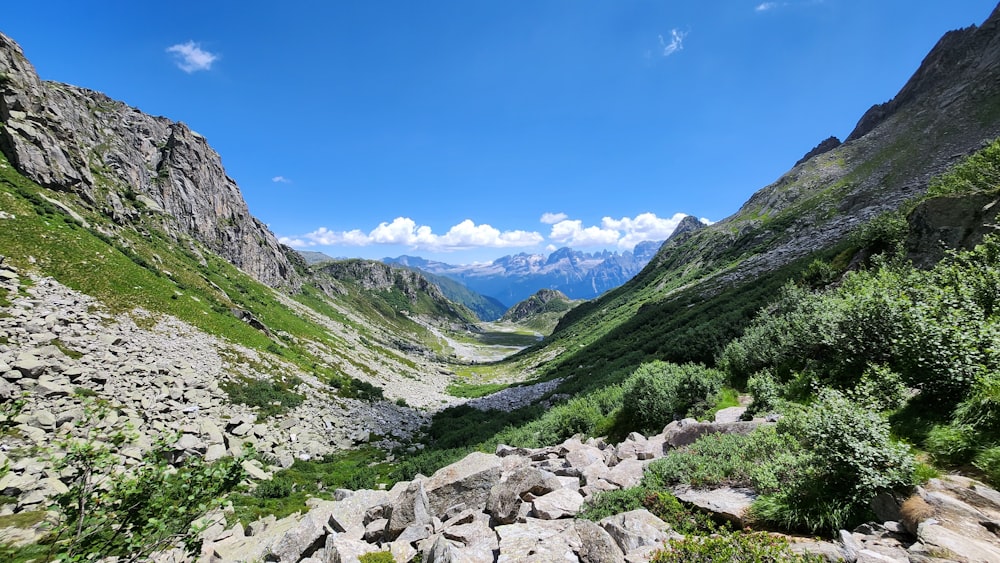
[47, 401, 247, 561]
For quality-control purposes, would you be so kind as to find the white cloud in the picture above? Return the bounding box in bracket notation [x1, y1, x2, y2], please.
[281, 212, 704, 254]
[281, 217, 543, 252]
[166, 41, 219, 73]
[755, 2, 778, 11]
[602, 212, 690, 250]
[548, 219, 621, 247]
[540, 212, 569, 225]
[272, 176, 292, 184]
[659, 29, 687, 57]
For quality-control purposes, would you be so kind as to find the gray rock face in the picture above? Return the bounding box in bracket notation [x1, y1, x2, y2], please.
[424, 452, 502, 516]
[487, 465, 563, 525]
[0, 33, 298, 290]
[386, 480, 433, 541]
[662, 418, 761, 448]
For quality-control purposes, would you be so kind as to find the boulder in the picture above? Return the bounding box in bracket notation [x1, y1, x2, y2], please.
[603, 459, 645, 489]
[326, 490, 390, 540]
[662, 419, 762, 448]
[487, 465, 563, 524]
[532, 488, 585, 520]
[496, 519, 579, 563]
[911, 475, 1000, 562]
[386, 480, 433, 541]
[598, 509, 679, 554]
[671, 486, 757, 527]
[425, 452, 502, 516]
[572, 519, 625, 563]
[267, 510, 334, 562]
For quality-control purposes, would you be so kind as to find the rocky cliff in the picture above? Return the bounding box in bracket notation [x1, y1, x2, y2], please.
[0, 33, 298, 290]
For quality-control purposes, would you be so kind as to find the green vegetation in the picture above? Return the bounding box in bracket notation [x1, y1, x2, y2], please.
[11, 401, 251, 561]
[389, 141, 1000, 541]
[358, 552, 397, 563]
[222, 375, 304, 418]
[615, 361, 724, 435]
[652, 531, 825, 563]
[231, 448, 389, 523]
[445, 381, 509, 398]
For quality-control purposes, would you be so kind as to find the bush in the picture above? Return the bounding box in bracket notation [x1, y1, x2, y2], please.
[924, 424, 979, 466]
[618, 361, 724, 435]
[745, 370, 781, 417]
[223, 376, 304, 418]
[754, 389, 915, 534]
[580, 487, 714, 535]
[359, 552, 396, 563]
[578, 487, 647, 521]
[974, 447, 1000, 484]
[847, 364, 907, 413]
[652, 529, 826, 562]
[643, 426, 802, 494]
[254, 477, 293, 499]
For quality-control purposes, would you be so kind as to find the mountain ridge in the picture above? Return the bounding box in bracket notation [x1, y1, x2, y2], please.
[385, 238, 667, 306]
[0, 33, 299, 290]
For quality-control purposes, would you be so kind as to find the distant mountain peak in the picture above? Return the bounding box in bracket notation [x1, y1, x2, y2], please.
[384, 239, 669, 306]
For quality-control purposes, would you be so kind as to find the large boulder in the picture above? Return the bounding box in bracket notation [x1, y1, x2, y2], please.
[598, 509, 679, 555]
[487, 465, 563, 524]
[910, 475, 1000, 562]
[425, 452, 503, 516]
[385, 480, 433, 541]
[532, 488, 585, 520]
[662, 419, 762, 448]
[671, 486, 757, 527]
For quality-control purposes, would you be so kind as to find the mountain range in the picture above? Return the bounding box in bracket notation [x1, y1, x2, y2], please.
[384, 236, 677, 310]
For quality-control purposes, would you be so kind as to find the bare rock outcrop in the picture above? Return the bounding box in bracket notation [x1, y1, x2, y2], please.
[0, 33, 299, 290]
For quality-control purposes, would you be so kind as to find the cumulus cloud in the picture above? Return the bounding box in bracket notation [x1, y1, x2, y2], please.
[271, 176, 292, 184]
[659, 29, 687, 57]
[166, 41, 218, 73]
[546, 212, 693, 250]
[281, 217, 543, 252]
[540, 212, 569, 225]
[548, 219, 621, 247]
[602, 212, 690, 250]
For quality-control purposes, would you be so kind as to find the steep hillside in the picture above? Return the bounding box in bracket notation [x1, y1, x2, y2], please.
[0, 33, 298, 290]
[513, 5, 1000, 391]
[500, 288, 578, 335]
[311, 259, 479, 331]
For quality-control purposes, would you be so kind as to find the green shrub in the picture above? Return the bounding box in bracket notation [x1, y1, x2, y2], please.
[652, 529, 825, 562]
[755, 389, 915, 534]
[580, 487, 714, 535]
[745, 370, 781, 417]
[223, 376, 304, 418]
[579, 487, 647, 521]
[643, 426, 802, 493]
[924, 424, 979, 466]
[847, 364, 907, 413]
[926, 137, 1000, 197]
[254, 477, 293, 499]
[974, 447, 1000, 484]
[618, 361, 724, 435]
[359, 551, 396, 563]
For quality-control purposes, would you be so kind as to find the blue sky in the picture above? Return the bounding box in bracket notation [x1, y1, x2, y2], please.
[3, 1, 997, 263]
